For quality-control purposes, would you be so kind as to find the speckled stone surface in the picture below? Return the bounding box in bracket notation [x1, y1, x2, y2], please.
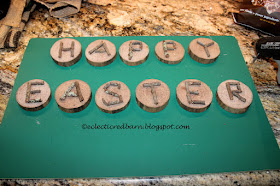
[0, 0, 280, 185]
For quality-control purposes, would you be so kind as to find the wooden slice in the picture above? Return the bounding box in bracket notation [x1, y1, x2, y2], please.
[55, 80, 92, 113]
[16, 79, 51, 111]
[85, 40, 117, 67]
[119, 40, 149, 66]
[176, 79, 213, 113]
[155, 40, 185, 64]
[216, 80, 253, 114]
[95, 81, 131, 114]
[50, 38, 82, 67]
[188, 38, 220, 64]
[136, 79, 170, 113]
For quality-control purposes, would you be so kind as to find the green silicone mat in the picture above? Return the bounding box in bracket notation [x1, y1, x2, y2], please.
[0, 36, 280, 179]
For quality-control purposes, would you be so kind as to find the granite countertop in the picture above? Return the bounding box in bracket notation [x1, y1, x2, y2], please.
[0, 0, 280, 185]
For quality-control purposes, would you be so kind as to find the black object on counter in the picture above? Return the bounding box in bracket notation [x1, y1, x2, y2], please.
[232, 0, 280, 36]
[0, 0, 11, 20]
[255, 36, 280, 84]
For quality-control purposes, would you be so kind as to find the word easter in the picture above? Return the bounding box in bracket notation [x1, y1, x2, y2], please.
[16, 79, 253, 114]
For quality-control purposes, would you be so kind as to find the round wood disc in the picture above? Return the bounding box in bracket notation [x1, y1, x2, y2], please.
[95, 81, 131, 114]
[16, 79, 51, 111]
[136, 79, 170, 113]
[50, 38, 82, 67]
[119, 40, 149, 66]
[188, 38, 220, 64]
[176, 79, 213, 113]
[216, 80, 253, 114]
[55, 80, 92, 113]
[155, 40, 185, 64]
[85, 40, 117, 67]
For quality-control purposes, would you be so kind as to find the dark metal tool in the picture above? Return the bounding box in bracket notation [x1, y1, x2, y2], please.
[0, 0, 11, 20]
[255, 36, 280, 84]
